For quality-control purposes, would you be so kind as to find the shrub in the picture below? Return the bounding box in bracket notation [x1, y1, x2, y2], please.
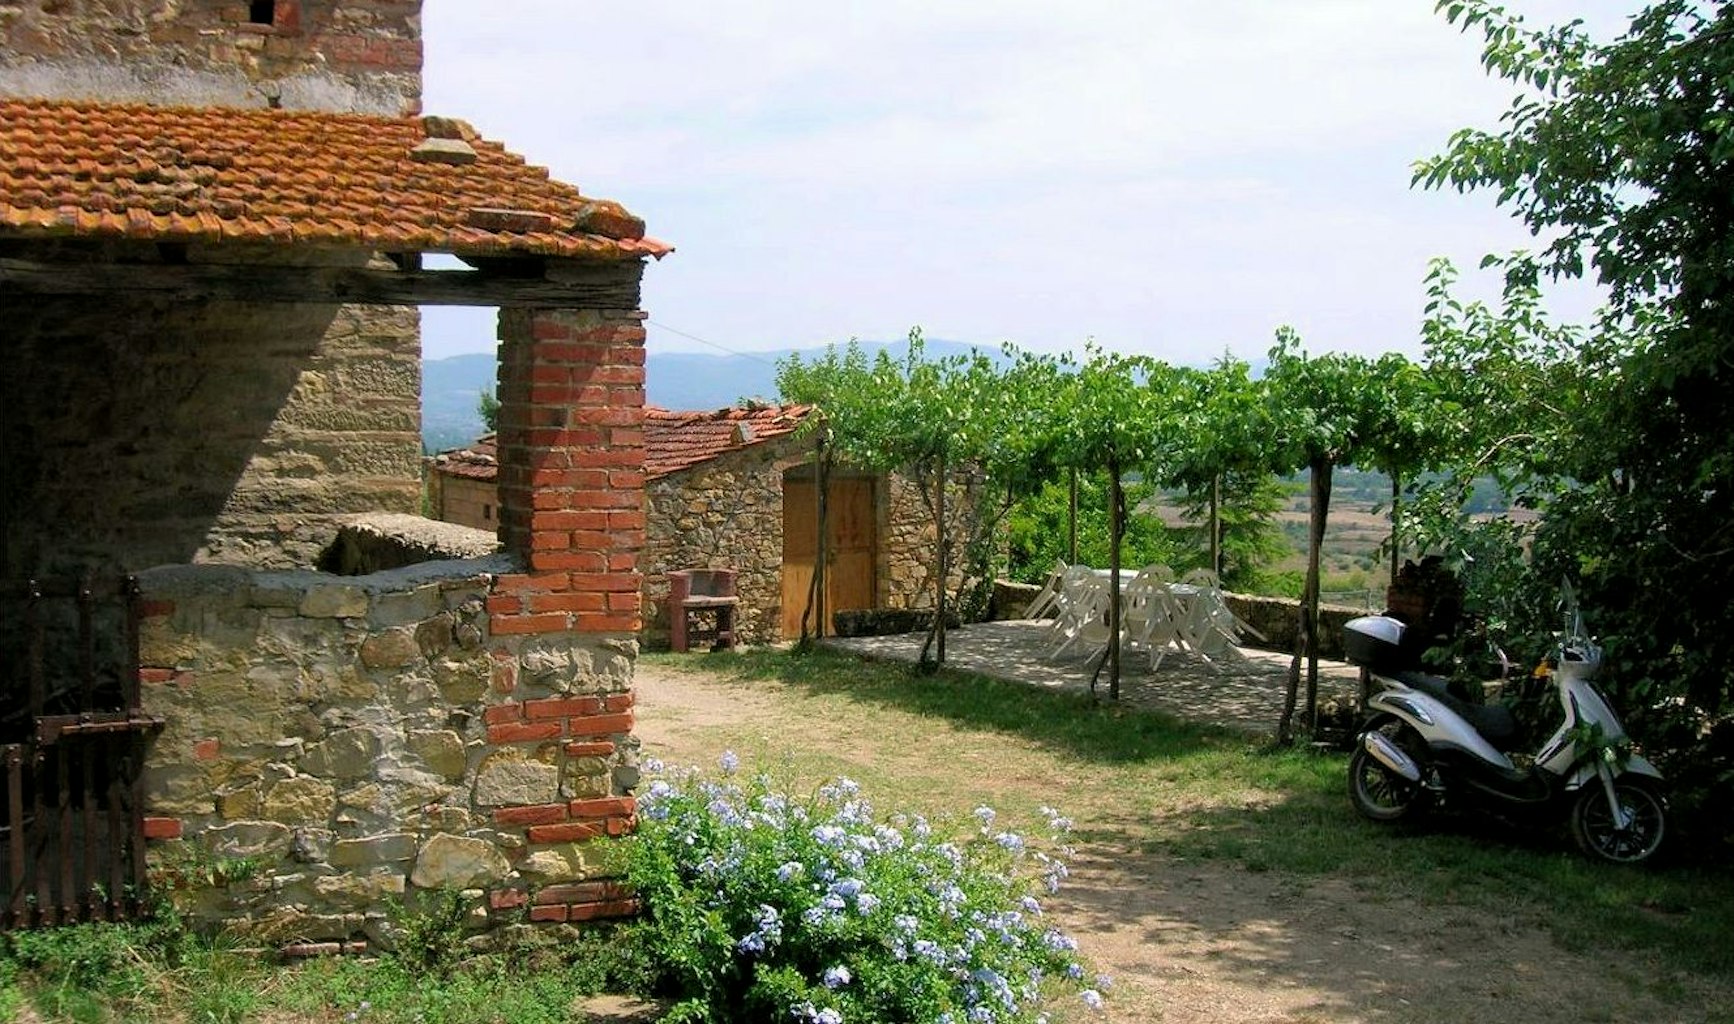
[626, 755, 1107, 1023]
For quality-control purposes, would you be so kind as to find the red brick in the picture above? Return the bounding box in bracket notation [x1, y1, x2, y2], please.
[536, 510, 609, 531]
[533, 881, 631, 905]
[605, 814, 637, 837]
[493, 803, 568, 826]
[568, 572, 639, 593]
[193, 739, 221, 761]
[606, 592, 640, 614]
[570, 449, 641, 468]
[607, 554, 638, 572]
[489, 612, 570, 636]
[491, 656, 519, 695]
[139, 667, 175, 684]
[142, 817, 182, 840]
[568, 898, 641, 922]
[564, 741, 615, 757]
[531, 318, 574, 341]
[569, 530, 611, 550]
[603, 692, 635, 712]
[565, 711, 634, 738]
[489, 889, 528, 910]
[570, 408, 643, 429]
[526, 821, 604, 844]
[569, 797, 635, 820]
[524, 696, 601, 720]
[607, 510, 647, 530]
[483, 703, 525, 725]
[485, 594, 522, 616]
[607, 471, 646, 489]
[529, 551, 607, 573]
[530, 531, 571, 552]
[609, 387, 646, 407]
[527, 592, 606, 614]
[487, 721, 563, 744]
[528, 904, 569, 922]
[491, 573, 565, 595]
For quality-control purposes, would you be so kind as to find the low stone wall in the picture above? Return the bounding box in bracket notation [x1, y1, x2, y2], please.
[1222, 593, 1362, 661]
[135, 558, 641, 947]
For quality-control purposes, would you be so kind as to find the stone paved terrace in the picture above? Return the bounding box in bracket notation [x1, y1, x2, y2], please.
[822, 619, 1362, 736]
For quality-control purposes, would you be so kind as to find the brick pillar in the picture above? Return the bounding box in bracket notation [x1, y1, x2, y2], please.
[491, 308, 647, 637]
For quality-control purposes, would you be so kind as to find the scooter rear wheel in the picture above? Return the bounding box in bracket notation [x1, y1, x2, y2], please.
[1348, 720, 1429, 823]
[1570, 778, 1666, 865]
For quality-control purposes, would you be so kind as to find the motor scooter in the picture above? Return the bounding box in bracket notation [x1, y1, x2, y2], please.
[1344, 583, 1667, 864]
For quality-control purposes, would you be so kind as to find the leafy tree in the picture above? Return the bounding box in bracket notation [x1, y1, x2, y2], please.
[477, 388, 500, 433]
[1165, 357, 1286, 589]
[1264, 330, 1385, 743]
[780, 331, 1012, 669]
[1417, 0, 1734, 756]
[1025, 346, 1179, 700]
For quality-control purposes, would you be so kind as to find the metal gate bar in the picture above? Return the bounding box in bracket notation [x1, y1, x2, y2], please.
[1, 575, 160, 929]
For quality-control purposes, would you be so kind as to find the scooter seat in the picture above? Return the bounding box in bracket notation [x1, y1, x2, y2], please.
[1390, 670, 1521, 751]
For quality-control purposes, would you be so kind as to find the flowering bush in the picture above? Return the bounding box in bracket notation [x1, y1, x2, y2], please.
[626, 755, 1106, 1023]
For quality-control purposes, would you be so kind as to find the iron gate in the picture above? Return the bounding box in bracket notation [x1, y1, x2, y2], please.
[1, 575, 162, 927]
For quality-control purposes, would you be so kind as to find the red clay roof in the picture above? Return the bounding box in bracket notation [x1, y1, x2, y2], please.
[430, 405, 812, 483]
[643, 405, 812, 477]
[0, 98, 669, 260]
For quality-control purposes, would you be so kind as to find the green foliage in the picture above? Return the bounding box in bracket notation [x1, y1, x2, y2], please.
[1416, 0, 1734, 838]
[1005, 473, 1186, 582]
[476, 388, 500, 433]
[627, 759, 1106, 1023]
[389, 888, 475, 973]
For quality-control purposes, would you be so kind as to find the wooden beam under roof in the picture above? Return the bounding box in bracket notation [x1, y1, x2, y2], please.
[0, 256, 642, 309]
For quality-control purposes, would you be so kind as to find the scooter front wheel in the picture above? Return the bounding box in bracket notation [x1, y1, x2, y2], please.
[1348, 721, 1429, 823]
[1570, 778, 1666, 865]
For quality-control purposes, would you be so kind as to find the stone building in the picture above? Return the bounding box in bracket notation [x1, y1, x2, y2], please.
[1, 1, 663, 941]
[429, 406, 979, 646]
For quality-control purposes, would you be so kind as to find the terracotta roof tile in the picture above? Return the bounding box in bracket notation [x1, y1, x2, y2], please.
[0, 98, 670, 261]
[430, 406, 813, 484]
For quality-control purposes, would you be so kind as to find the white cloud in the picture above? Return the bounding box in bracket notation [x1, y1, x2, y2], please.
[420, 1, 1626, 362]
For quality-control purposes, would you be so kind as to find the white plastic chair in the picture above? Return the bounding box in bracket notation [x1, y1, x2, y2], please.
[1047, 574, 1113, 661]
[1022, 560, 1070, 620]
[1121, 565, 1182, 670]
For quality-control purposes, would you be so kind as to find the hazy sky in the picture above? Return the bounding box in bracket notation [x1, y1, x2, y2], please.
[420, 2, 1624, 364]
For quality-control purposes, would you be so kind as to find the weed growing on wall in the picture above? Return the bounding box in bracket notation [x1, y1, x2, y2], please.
[627, 754, 1108, 1023]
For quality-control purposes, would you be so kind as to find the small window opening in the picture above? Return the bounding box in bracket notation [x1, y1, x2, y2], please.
[482, 504, 493, 522]
[249, 1, 276, 26]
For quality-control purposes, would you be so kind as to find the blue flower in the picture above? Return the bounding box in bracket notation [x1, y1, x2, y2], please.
[776, 860, 804, 882]
[1081, 989, 1104, 1011]
[973, 806, 996, 829]
[822, 964, 852, 989]
[718, 750, 740, 775]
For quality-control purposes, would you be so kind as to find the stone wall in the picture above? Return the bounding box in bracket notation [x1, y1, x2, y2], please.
[135, 559, 641, 944]
[641, 433, 803, 647]
[0, 243, 421, 578]
[881, 468, 977, 612]
[0, 0, 422, 115]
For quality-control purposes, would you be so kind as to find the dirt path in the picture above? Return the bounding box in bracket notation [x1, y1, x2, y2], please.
[632, 662, 1728, 1024]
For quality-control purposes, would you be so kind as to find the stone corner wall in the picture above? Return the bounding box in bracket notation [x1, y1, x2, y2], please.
[882, 466, 981, 614]
[135, 558, 642, 945]
[640, 434, 804, 648]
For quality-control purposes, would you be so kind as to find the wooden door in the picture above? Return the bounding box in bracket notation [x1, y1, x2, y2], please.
[782, 476, 877, 638]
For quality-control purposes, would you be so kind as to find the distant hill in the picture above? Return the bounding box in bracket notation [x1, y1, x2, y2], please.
[421, 338, 1001, 452]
